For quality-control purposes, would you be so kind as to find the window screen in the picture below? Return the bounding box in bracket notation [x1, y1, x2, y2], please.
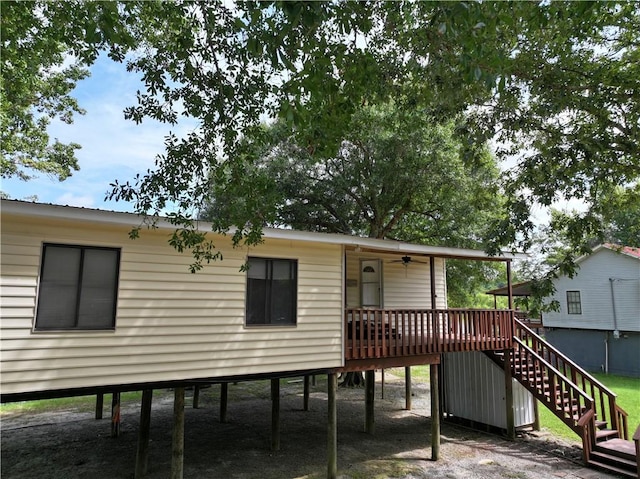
[566, 290, 582, 315]
[246, 257, 297, 326]
[35, 244, 120, 330]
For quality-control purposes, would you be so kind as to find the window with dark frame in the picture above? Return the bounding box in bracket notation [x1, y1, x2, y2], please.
[246, 257, 297, 326]
[35, 244, 120, 331]
[566, 290, 582, 315]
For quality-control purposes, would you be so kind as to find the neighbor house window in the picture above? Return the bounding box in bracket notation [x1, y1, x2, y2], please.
[566, 290, 582, 315]
[35, 244, 120, 331]
[246, 257, 297, 326]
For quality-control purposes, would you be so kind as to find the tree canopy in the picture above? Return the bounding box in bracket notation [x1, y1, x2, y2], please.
[3, 1, 639, 270]
[203, 104, 501, 242]
[202, 102, 506, 303]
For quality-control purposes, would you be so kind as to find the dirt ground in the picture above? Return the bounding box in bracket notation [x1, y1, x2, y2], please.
[1, 372, 620, 479]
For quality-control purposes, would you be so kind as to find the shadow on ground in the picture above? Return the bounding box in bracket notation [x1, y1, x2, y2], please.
[0, 373, 616, 479]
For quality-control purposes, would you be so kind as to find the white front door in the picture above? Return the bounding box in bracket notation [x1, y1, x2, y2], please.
[361, 259, 382, 308]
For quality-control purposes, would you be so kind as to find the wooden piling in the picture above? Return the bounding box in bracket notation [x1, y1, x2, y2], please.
[504, 349, 516, 440]
[271, 378, 280, 451]
[95, 393, 104, 420]
[365, 369, 375, 435]
[533, 398, 540, 431]
[171, 387, 185, 479]
[135, 389, 153, 479]
[327, 373, 337, 479]
[192, 385, 200, 409]
[303, 375, 310, 411]
[430, 364, 440, 460]
[111, 392, 121, 438]
[220, 383, 228, 423]
[405, 366, 412, 410]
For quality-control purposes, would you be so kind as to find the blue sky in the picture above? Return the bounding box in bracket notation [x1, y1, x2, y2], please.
[2, 55, 196, 212]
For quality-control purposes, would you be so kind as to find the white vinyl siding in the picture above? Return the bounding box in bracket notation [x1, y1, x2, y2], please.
[0, 213, 343, 395]
[345, 252, 446, 309]
[544, 248, 640, 332]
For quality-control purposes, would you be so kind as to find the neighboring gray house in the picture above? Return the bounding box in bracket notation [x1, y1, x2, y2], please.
[543, 244, 640, 377]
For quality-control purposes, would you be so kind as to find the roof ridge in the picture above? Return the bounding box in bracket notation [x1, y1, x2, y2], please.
[602, 243, 640, 259]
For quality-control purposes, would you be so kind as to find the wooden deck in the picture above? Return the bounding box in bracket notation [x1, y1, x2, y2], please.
[344, 308, 514, 369]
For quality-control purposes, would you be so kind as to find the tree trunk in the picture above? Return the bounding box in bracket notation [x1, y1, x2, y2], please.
[339, 371, 365, 388]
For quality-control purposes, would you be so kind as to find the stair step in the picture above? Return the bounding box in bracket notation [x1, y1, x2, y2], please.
[557, 404, 579, 413]
[587, 458, 637, 478]
[591, 449, 637, 467]
[596, 429, 621, 441]
[594, 438, 637, 461]
[595, 420, 608, 429]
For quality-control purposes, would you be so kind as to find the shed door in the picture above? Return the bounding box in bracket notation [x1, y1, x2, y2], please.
[361, 259, 382, 308]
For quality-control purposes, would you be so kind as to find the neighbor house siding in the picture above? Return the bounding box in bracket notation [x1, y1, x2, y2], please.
[545, 329, 640, 377]
[0, 213, 343, 396]
[345, 252, 446, 309]
[544, 248, 640, 332]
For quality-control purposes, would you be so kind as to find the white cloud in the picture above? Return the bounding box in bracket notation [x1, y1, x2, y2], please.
[54, 193, 95, 208]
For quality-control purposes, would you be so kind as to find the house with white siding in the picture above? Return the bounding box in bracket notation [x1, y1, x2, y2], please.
[0, 199, 520, 402]
[543, 244, 640, 377]
[3, 200, 636, 478]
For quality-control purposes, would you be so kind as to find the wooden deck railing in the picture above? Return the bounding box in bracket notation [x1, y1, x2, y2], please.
[345, 308, 514, 361]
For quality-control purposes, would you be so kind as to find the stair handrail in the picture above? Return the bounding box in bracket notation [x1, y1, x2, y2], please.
[633, 424, 640, 477]
[512, 337, 595, 401]
[616, 404, 630, 440]
[514, 318, 628, 436]
[577, 407, 597, 465]
[515, 318, 613, 394]
[512, 337, 594, 431]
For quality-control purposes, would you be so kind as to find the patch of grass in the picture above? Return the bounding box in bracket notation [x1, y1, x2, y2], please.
[538, 373, 640, 441]
[591, 373, 640, 432]
[387, 366, 430, 382]
[0, 391, 144, 416]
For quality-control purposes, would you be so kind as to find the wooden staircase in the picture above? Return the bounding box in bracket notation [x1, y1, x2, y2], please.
[487, 319, 638, 478]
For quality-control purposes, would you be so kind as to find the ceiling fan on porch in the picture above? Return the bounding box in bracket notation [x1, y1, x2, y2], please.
[389, 255, 429, 266]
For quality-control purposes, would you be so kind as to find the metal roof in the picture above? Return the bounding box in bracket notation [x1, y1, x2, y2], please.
[486, 281, 533, 297]
[603, 243, 640, 260]
[575, 243, 640, 264]
[0, 200, 527, 261]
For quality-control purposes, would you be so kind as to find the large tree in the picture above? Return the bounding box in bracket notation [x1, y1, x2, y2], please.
[3, 2, 639, 268]
[593, 182, 640, 247]
[203, 103, 505, 305]
[205, 105, 501, 239]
